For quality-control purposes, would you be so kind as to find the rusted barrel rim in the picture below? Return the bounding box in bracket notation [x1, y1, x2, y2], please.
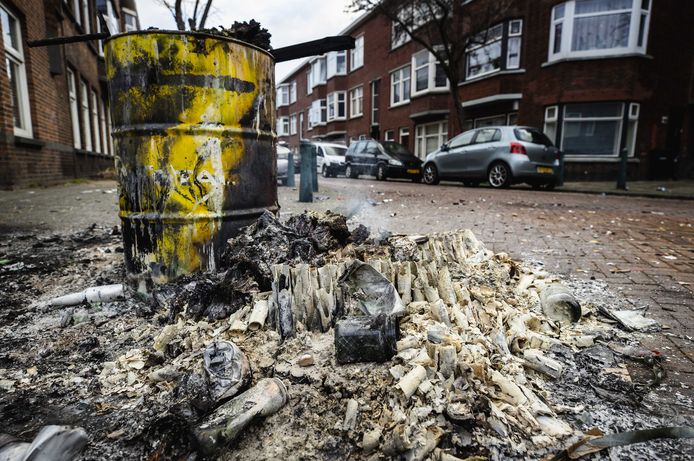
[104, 29, 274, 60]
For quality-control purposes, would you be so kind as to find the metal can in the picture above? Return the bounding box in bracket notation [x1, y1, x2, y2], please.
[104, 31, 277, 289]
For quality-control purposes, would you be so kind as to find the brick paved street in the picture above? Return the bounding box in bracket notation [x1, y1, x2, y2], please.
[1, 178, 692, 401]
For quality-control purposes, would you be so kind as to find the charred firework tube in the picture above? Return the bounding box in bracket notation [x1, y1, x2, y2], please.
[397, 262, 413, 306]
[438, 345, 457, 379]
[430, 300, 452, 327]
[396, 364, 427, 399]
[195, 378, 288, 454]
[437, 266, 456, 305]
[248, 300, 269, 331]
[522, 349, 564, 379]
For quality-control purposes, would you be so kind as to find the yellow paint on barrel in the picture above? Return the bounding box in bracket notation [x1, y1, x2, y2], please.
[105, 31, 276, 287]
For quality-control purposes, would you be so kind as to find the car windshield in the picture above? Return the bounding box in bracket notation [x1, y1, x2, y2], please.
[514, 128, 553, 147]
[381, 141, 412, 156]
[323, 146, 346, 157]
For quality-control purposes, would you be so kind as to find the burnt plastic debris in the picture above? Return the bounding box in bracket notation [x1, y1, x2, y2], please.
[335, 315, 399, 364]
[339, 261, 405, 316]
[540, 283, 581, 323]
[194, 378, 288, 455]
[201, 20, 272, 50]
[0, 425, 88, 461]
[203, 341, 251, 404]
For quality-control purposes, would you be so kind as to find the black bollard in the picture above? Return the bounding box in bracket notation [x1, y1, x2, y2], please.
[287, 151, 296, 187]
[311, 146, 319, 192]
[299, 141, 313, 202]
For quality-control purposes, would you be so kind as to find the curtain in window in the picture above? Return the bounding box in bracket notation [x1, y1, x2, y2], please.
[572, 12, 631, 50]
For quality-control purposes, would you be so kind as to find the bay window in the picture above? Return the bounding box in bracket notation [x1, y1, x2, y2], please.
[390, 65, 411, 106]
[327, 51, 346, 78]
[349, 86, 363, 118]
[465, 20, 523, 80]
[1, 4, 32, 137]
[411, 48, 448, 96]
[310, 57, 327, 88]
[327, 91, 346, 121]
[309, 99, 326, 128]
[277, 116, 290, 136]
[549, 0, 650, 61]
[415, 121, 448, 159]
[350, 35, 364, 71]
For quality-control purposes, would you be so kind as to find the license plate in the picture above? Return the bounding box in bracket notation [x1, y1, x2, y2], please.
[407, 169, 420, 174]
[537, 167, 553, 174]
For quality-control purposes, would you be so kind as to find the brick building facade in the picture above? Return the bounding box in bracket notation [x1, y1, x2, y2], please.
[0, 0, 138, 189]
[277, 0, 694, 181]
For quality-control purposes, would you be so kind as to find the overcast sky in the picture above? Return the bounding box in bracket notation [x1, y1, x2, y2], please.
[135, 0, 361, 82]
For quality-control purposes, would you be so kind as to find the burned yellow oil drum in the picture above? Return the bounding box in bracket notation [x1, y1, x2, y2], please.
[104, 31, 277, 288]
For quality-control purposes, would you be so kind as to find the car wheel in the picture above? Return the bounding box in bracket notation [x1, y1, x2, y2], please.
[422, 163, 439, 185]
[322, 165, 329, 178]
[488, 162, 511, 188]
[376, 164, 387, 181]
[346, 164, 358, 179]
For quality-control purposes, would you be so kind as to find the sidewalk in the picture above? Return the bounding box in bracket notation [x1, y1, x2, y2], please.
[558, 179, 694, 200]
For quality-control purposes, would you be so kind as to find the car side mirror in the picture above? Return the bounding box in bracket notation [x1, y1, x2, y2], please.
[441, 143, 449, 152]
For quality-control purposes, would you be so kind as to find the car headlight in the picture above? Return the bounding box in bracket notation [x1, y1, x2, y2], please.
[388, 159, 403, 166]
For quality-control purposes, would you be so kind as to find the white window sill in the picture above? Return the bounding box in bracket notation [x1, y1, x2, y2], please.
[389, 100, 410, 109]
[349, 114, 364, 120]
[564, 156, 638, 163]
[411, 87, 450, 98]
[13, 128, 33, 139]
[327, 73, 347, 81]
[458, 69, 525, 86]
[350, 65, 363, 73]
[327, 117, 346, 122]
[543, 53, 652, 67]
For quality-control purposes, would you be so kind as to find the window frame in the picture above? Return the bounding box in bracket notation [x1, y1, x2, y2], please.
[349, 86, 364, 119]
[67, 69, 81, 148]
[560, 102, 627, 158]
[415, 120, 448, 158]
[80, 79, 92, 151]
[2, 4, 33, 138]
[327, 50, 347, 79]
[276, 84, 290, 107]
[289, 81, 297, 103]
[389, 65, 411, 107]
[350, 35, 364, 71]
[289, 113, 298, 135]
[122, 7, 138, 32]
[411, 48, 449, 97]
[548, 0, 651, 62]
[465, 23, 504, 80]
[327, 91, 346, 121]
[90, 89, 101, 153]
[277, 116, 290, 136]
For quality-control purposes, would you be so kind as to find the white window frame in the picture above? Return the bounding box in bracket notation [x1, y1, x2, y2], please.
[548, 0, 651, 62]
[99, 97, 109, 154]
[67, 69, 81, 148]
[399, 127, 410, 145]
[277, 116, 290, 136]
[72, 0, 82, 26]
[349, 86, 363, 118]
[384, 130, 395, 141]
[415, 121, 448, 159]
[289, 113, 298, 135]
[308, 99, 327, 128]
[103, 0, 119, 34]
[122, 7, 138, 32]
[411, 48, 449, 97]
[82, 0, 90, 33]
[306, 70, 313, 95]
[543, 105, 559, 145]
[276, 84, 290, 107]
[106, 101, 114, 155]
[561, 102, 625, 158]
[91, 89, 101, 153]
[327, 91, 346, 121]
[327, 50, 347, 79]
[507, 19, 522, 69]
[371, 79, 380, 125]
[2, 4, 32, 137]
[390, 65, 411, 107]
[350, 35, 364, 71]
[310, 56, 327, 89]
[465, 23, 504, 80]
[289, 81, 297, 103]
[80, 80, 92, 151]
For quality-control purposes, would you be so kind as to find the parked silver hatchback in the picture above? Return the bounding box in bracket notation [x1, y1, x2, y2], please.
[422, 126, 561, 189]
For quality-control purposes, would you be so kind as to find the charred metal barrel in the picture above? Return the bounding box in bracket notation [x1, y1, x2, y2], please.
[104, 31, 277, 289]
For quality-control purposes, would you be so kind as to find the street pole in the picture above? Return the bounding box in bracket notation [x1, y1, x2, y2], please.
[311, 145, 319, 193]
[299, 141, 313, 202]
[287, 151, 295, 187]
[617, 147, 628, 190]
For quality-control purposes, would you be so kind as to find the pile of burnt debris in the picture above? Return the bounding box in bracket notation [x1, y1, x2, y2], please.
[1, 211, 692, 460]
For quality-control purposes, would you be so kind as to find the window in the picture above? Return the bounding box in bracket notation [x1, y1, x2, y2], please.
[415, 121, 448, 158]
[81, 0, 90, 33]
[561, 102, 625, 156]
[327, 51, 346, 78]
[290, 114, 298, 135]
[412, 48, 448, 95]
[349, 86, 363, 118]
[72, 0, 81, 27]
[123, 8, 138, 32]
[474, 114, 507, 128]
[80, 80, 92, 150]
[543, 106, 559, 144]
[307, 70, 313, 94]
[507, 20, 522, 69]
[392, 3, 437, 48]
[99, 97, 109, 154]
[105, 101, 114, 154]
[1, 5, 32, 137]
[449, 130, 475, 149]
[290, 81, 297, 103]
[308, 99, 326, 128]
[549, 0, 650, 61]
[327, 91, 346, 121]
[465, 20, 523, 80]
[371, 80, 380, 125]
[102, 0, 119, 34]
[384, 130, 395, 141]
[350, 35, 364, 71]
[390, 65, 411, 106]
[474, 128, 501, 144]
[91, 90, 101, 153]
[277, 116, 290, 136]
[277, 84, 290, 107]
[310, 57, 327, 88]
[399, 127, 410, 147]
[67, 69, 81, 148]
[299, 112, 304, 138]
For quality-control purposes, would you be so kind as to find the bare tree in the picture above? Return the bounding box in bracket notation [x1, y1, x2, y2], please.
[154, 0, 214, 31]
[349, 0, 512, 132]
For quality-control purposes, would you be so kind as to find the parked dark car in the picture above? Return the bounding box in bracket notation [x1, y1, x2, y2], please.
[345, 140, 422, 181]
[422, 126, 561, 189]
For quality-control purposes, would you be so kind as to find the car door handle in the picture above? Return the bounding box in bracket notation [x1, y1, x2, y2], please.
[486, 146, 495, 150]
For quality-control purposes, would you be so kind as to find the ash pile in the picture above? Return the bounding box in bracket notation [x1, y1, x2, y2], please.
[1, 211, 692, 460]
